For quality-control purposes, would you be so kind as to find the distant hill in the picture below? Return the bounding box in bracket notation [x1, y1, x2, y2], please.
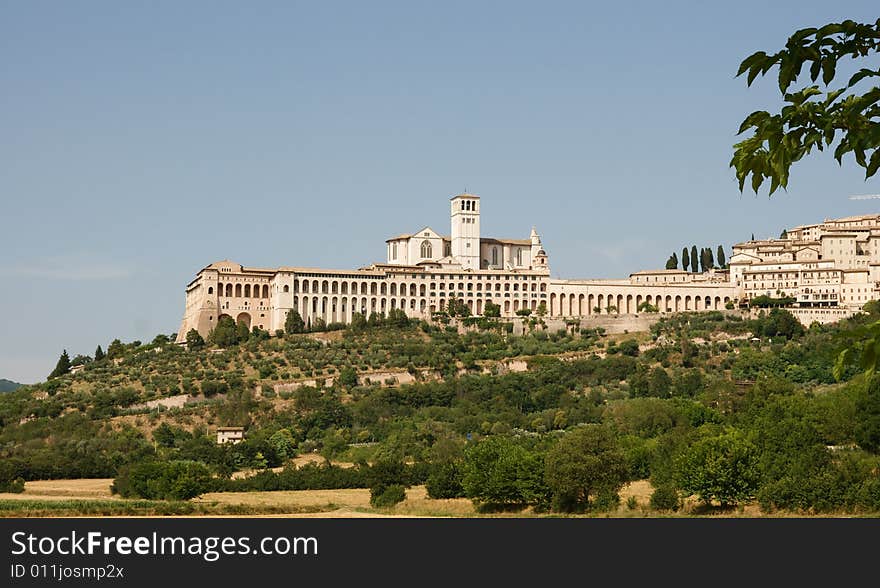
[0, 379, 22, 393]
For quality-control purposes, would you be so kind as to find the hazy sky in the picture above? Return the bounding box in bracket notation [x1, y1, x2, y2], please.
[2, 1, 878, 383]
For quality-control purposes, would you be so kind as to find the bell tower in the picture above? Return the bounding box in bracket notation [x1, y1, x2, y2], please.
[450, 193, 480, 270]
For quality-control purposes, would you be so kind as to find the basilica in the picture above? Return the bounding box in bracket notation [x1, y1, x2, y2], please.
[176, 194, 877, 342]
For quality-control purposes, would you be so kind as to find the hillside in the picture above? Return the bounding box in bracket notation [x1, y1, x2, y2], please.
[0, 379, 21, 393]
[1, 309, 879, 516]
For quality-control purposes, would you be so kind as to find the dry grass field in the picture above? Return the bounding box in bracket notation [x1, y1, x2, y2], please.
[0, 477, 844, 517]
[0, 478, 116, 501]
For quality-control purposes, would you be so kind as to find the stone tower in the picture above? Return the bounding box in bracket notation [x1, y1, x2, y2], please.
[530, 226, 549, 272]
[450, 193, 480, 270]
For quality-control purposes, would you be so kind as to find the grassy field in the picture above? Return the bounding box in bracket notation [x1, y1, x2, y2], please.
[0, 477, 782, 518]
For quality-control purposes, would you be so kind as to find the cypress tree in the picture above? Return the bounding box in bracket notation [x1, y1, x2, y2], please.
[707, 247, 715, 269]
[717, 245, 726, 268]
[690, 245, 698, 273]
[666, 253, 678, 270]
[48, 349, 71, 379]
[94, 345, 105, 361]
[682, 248, 690, 273]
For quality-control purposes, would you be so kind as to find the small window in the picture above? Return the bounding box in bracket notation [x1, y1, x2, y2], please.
[208, 286, 214, 294]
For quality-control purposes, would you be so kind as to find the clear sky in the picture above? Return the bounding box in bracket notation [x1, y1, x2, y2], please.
[2, 1, 878, 383]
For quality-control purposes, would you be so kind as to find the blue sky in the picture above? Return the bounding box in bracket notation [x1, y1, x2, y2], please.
[2, 1, 878, 383]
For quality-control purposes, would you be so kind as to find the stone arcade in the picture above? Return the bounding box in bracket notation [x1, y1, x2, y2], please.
[177, 194, 880, 341]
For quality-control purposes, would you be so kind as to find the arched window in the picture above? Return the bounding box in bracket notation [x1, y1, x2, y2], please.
[516, 249, 523, 266]
[492, 247, 498, 266]
[283, 285, 290, 293]
[262, 285, 269, 298]
[244, 284, 251, 298]
[420, 240, 432, 259]
[217, 283, 223, 296]
[208, 286, 214, 295]
[225, 284, 233, 297]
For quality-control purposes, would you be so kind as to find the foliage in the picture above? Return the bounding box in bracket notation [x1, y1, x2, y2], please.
[461, 436, 549, 510]
[732, 19, 880, 194]
[285, 310, 306, 334]
[749, 295, 796, 308]
[674, 428, 760, 506]
[0, 461, 25, 493]
[854, 376, 880, 453]
[666, 253, 678, 270]
[209, 316, 238, 348]
[544, 425, 628, 512]
[751, 308, 804, 339]
[649, 484, 680, 511]
[112, 460, 213, 500]
[370, 484, 407, 508]
[48, 350, 71, 380]
[426, 461, 465, 499]
[185, 329, 205, 350]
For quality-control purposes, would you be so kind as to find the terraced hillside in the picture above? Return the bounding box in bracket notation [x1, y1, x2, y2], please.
[2, 308, 880, 516]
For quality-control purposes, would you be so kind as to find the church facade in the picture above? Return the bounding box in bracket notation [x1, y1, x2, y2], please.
[176, 194, 877, 342]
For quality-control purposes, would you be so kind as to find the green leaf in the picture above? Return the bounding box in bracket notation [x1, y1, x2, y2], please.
[821, 59, 836, 85]
[847, 68, 880, 88]
[866, 150, 880, 179]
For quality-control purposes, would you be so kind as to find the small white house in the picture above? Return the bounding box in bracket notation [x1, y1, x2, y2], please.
[216, 426, 244, 445]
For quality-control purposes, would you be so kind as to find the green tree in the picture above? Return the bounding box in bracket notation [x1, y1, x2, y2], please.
[48, 349, 71, 379]
[648, 367, 672, 398]
[106, 338, 125, 360]
[426, 461, 465, 499]
[717, 245, 726, 268]
[544, 425, 628, 512]
[208, 316, 237, 347]
[94, 345, 105, 362]
[674, 429, 760, 507]
[536, 302, 548, 317]
[666, 252, 678, 270]
[780, 229, 788, 239]
[185, 328, 205, 350]
[690, 245, 698, 273]
[483, 301, 501, 317]
[349, 312, 367, 333]
[285, 310, 305, 334]
[338, 366, 358, 388]
[681, 247, 689, 273]
[268, 428, 298, 461]
[732, 19, 880, 194]
[854, 376, 880, 453]
[707, 247, 715, 269]
[461, 437, 548, 509]
[235, 321, 250, 343]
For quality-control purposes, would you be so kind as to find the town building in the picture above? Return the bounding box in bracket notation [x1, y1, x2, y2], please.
[176, 196, 879, 341]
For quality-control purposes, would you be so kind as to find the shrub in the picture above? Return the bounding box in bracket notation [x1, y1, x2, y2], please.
[650, 485, 680, 511]
[370, 484, 407, 508]
[426, 462, 465, 499]
[112, 461, 213, 500]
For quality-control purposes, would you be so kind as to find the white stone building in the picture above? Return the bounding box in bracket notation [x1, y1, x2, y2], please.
[176, 196, 880, 341]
